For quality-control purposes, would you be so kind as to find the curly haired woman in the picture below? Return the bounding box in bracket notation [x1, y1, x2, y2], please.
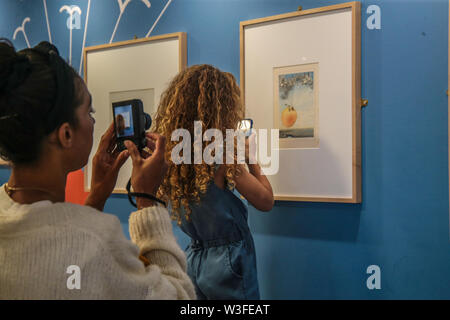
[153, 64, 274, 299]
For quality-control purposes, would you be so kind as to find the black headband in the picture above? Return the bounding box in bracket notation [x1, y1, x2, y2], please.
[32, 41, 77, 134]
[44, 50, 77, 134]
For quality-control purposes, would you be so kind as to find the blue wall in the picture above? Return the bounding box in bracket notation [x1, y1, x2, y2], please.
[1, 0, 449, 299]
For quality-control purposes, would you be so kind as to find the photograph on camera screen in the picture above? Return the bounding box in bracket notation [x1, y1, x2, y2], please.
[114, 105, 134, 138]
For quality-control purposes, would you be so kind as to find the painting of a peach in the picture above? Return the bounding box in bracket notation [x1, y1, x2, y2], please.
[281, 105, 298, 127]
[275, 67, 316, 140]
[274, 63, 319, 148]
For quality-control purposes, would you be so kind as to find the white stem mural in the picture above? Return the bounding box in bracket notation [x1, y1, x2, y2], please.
[141, 0, 151, 9]
[60, 5, 82, 66]
[13, 17, 31, 48]
[110, 0, 132, 44]
[79, 0, 91, 75]
[146, 0, 172, 37]
[12, 0, 173, 64]
[110, 0, 151, 44]
[43, 0, 52, 43]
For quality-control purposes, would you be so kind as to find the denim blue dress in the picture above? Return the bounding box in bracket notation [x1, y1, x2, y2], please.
[178, 183, 260, 300]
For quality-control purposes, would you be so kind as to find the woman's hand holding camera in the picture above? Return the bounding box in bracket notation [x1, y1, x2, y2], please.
[85, 122, 168, 211]
[124, 133, 168, 209]
[85, 123, 130, 211]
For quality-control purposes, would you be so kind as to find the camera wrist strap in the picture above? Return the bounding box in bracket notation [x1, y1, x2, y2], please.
[126, 178, 166, 208]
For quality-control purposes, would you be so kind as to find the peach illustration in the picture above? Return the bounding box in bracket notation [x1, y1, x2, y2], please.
[281, 105, 298, 128]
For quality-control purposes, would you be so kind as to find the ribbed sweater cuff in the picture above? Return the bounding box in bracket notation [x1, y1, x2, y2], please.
[128, 205, 174, 246]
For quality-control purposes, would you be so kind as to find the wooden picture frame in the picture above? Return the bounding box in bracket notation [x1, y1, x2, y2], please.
[240, 2, 361, 203]
[83, 32, 187, 193]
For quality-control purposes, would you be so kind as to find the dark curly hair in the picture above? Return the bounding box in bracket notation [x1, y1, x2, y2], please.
[0, 40, 82, 165]
[152, 64, 244, 224]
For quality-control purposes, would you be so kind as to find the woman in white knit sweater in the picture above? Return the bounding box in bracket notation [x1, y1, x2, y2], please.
[0, 40, 196, 299]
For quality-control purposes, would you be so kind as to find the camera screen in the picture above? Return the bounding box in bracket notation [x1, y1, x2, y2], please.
[114, 105, 135, 138]
[238, 119, 252, 136]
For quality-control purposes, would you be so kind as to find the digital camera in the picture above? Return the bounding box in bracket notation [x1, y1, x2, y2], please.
[112, 99, 152, 152]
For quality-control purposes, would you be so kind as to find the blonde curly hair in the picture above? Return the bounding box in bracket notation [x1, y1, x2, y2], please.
[153, 64, 244, 224]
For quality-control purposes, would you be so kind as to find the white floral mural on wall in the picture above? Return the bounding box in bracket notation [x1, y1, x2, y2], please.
[59, 5, 82, 65]
[11, 0, 174, 74]
[13, 17, 31, 48]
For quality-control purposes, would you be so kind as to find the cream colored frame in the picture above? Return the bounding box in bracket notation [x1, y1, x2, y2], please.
[83, 32, 187, 193]
[240, 2, 362, 203]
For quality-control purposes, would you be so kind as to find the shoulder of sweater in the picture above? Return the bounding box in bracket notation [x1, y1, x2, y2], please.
[0, 202, 126, 244]
[44, 202, 116, 222]
[43, 203, 171, 244]
[46, 202, 125, 238]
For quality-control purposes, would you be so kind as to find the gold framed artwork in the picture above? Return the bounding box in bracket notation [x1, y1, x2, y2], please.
[240, 1, 361, 203]
[83, 32, 187, 193]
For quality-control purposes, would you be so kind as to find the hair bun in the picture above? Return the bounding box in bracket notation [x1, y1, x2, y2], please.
[34, 41, 60, 56]
[0, 46, 32, 94]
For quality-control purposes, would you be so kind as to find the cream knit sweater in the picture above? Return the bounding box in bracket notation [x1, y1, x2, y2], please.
[0, 184, 196, 300]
